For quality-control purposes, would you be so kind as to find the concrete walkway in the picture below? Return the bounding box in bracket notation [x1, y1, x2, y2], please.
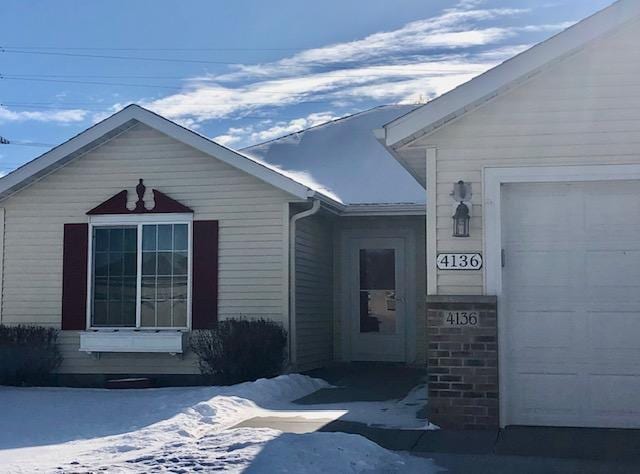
[235, 365, 640, 472]
[235, 418, 640, 473]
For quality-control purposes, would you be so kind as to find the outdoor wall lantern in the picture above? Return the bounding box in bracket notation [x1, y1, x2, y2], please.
[451, 180, 472, 238]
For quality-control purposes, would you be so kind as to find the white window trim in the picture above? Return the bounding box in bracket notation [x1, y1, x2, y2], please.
[483, 163, 640, 428]
[86, 213, 193, 332]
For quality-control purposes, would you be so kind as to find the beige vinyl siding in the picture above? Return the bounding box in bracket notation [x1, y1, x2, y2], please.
[397, 18, 640, 295]
[294, 213, 334, 370]
[0, 122, 295, 374]
[333, 216, 426, 364]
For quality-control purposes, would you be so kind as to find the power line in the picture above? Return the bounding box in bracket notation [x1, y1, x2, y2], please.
[2, 45, 308, 52]
[0, 48, 475, 75]
[0, 103, 364, 121]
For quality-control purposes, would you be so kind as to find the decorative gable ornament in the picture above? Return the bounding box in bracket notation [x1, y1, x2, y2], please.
[87, 179, 193, 215]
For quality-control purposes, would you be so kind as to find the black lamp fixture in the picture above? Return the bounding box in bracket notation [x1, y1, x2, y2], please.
[451, 180, 471, 238]
[453, 201, 470, 237]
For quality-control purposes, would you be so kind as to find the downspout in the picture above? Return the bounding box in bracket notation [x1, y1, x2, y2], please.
[288, 199, 321, 368]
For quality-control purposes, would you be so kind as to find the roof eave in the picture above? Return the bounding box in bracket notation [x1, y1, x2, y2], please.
[382, 0, 640, 148]
[0, 105, 312, 202]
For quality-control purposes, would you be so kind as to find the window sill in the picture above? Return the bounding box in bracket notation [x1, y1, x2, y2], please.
[79, 330, 186, 354]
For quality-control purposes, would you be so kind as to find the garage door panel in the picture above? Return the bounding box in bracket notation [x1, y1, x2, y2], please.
[507, 289, 574, 310]
[502, 180, 640, 428]
[510, 373, 583, 424]
[585, 250, 640, 286]
[589, 312, 640, 350]
[510, 311, 578, 349]
[507, 250, 573, 287]
[588, 375, 640, 417]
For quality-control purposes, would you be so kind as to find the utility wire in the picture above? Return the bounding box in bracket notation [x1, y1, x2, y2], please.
[0, 48, 470, 75]
[2, 45, 309, 52]
[0, 103, 352, 122]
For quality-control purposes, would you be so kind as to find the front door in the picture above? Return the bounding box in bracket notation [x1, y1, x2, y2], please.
[349, 238, 406, 361]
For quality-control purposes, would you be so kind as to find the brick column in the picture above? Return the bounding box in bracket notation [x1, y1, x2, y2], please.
[426, 295, 498, 430]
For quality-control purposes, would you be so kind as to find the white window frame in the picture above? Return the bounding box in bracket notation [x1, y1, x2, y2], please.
[86, 213, 193, 331]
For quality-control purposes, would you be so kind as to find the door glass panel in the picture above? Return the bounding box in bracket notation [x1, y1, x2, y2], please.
[359, 249, 396, 334]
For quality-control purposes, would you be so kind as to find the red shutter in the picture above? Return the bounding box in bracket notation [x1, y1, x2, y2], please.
[61, 223, 89, 330]
[192, 220, 219, 329]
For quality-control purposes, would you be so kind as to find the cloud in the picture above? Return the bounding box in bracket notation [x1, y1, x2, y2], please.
[0, 106, 88, 124]
[141, 3, 570, 131]
[215, 111, 343, 146]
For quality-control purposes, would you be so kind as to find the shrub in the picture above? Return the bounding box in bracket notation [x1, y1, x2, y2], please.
[190, 318, 287, 385]
[0, 325, 62, 386]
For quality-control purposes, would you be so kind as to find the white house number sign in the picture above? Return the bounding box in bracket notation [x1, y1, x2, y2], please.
[437, 253, 483, 270]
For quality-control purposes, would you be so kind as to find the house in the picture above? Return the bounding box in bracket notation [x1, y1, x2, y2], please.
[0, 104, 426, 385]
[3, 0, 640, 433]
[378, 0, 640, 429]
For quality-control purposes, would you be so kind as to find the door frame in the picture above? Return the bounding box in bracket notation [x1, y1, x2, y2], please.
[483, 163, 640, 427]
[339, 227, 417, 363]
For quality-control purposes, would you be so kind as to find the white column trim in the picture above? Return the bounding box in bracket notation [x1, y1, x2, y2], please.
[426, 148, 438, 295]
[0, 208, 5, 324]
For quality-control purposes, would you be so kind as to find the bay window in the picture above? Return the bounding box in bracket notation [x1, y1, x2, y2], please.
[89, 218, 191, 329]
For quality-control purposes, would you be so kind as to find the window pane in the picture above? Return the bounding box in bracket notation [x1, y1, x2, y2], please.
[142, 252, 156, 276]
[109, 301, 123, 326]
[109, 228, 124, 252]
[94, 277, 108, 300]
[123, 252, 137, 276]
[358, 249, 396, 335]
[359, 249, 395, 290]
[140, 300, 155, 327]
[124, 228, 137, 252]
[92, 226, 137, 327]
[93, 301, 108, 326]
[141, 276, 155, 300]
[122, 276, 137, 301]
[109, 277, 123, 301]
[156, 300, 172, 327]
[142, 225, 157, 251]
[95, 229, 109, 252]
[173, 252, 188, 276]
[157, 225, 172, 251]
[174, 224, 188, 251]
[173, 300, 187, 327]
[360, 290, 396, 335]
[109, 253, 123, 276]
[172, 276, 187, 299]
[94, 252, 109, 276]
[122, 302, 136, 326]
[157, 277, 172, 300]
[157, 252, 172, 275]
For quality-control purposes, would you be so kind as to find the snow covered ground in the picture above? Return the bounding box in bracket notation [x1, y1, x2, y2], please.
[0, 375, 441, 473]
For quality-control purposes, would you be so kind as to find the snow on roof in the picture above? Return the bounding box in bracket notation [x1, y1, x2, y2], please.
[242, 105, 426, 205]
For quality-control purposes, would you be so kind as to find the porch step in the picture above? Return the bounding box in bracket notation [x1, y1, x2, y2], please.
[105, 377, 153, 389]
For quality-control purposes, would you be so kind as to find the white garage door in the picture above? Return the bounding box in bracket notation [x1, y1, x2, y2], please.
[502, 181, 640, 428]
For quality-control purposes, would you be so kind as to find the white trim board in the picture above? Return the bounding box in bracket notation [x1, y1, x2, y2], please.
[382, 0, 640, 148]
[483, 163, 640, 427]
[0, 105, 313, 202]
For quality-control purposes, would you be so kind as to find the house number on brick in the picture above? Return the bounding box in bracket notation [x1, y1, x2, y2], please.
[436, 253, 482, 270]
[443, 311, 480, 327]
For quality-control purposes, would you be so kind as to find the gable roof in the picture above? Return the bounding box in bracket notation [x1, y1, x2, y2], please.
[243, 105, 425, 205]
[380, 0, 640, 148]
[0, 104, 319, 202]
